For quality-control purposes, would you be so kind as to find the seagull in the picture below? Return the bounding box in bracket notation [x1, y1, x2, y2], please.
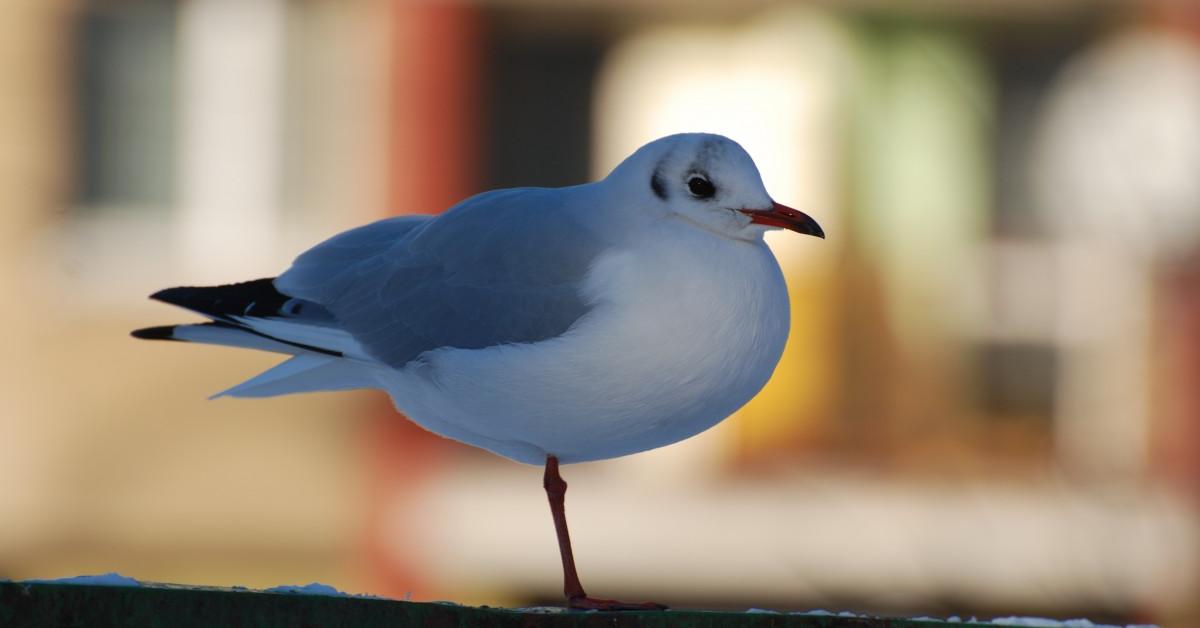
[133, 133, 824, 610]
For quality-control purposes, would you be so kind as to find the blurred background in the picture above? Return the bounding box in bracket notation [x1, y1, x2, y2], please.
[2, 0, 1199, 625]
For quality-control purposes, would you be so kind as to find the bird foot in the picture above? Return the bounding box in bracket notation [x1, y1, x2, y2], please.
[567, 595, 668, 611]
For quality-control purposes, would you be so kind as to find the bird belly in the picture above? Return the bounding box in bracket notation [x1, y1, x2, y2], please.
[383, 232, 791, 465]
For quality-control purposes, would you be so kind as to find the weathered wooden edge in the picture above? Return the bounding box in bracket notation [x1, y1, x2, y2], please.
[0, 581, 994, 628]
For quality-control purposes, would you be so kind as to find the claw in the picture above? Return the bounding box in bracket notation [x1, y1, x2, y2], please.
[567, 595, 668, 611]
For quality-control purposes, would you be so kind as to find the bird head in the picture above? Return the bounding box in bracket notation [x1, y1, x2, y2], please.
[608, 133, 824, 241]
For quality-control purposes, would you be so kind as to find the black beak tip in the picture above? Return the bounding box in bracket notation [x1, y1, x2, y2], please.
[803, 218, 825, 239]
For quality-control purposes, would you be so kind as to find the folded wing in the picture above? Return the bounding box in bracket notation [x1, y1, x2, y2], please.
[274, 187, 609, 368]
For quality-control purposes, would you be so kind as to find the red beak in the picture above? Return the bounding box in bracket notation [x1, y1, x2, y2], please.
[739, 202, 824, 238]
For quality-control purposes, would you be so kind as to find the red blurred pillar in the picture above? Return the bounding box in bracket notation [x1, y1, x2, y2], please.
[1159, 265, 1200, 492]
[362, 1, 481, 600]
[1149, 2, 1200, 496]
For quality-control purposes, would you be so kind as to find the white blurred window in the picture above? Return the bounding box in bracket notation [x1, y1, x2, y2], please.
[73, 0, 178, 213]
[63, 0, 388, 293]
[64, 0, 288, 289]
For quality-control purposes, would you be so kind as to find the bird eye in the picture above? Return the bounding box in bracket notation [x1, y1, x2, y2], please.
[687, 175, 715, 199]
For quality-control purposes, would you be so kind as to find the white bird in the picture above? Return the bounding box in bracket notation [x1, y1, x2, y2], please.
[134, 133, 823, 610]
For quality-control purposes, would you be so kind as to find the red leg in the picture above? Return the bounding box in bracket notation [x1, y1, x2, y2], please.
[543, 455, 667, 611]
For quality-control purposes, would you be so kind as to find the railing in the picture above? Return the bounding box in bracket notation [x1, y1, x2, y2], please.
[0, 581, 999, 627]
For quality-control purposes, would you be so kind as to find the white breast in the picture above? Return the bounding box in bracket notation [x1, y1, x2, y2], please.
[382, 223, 791, 465]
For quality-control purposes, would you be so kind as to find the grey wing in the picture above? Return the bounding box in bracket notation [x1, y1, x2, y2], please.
[274, 187, 609, 368]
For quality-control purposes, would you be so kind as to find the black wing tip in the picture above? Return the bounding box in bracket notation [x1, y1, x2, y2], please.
[148, 280, 271, 304]
[148, 287, 178, 305]
[131, 325, 182, 341]
[148, 285, 215, 307]
[147, 278, 284, 318]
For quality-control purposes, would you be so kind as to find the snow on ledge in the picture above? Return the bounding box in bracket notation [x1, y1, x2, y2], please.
[24, 573, 142, 587]
[987, 618, 1155, 628]
[262, 582, 382, 599]
[13, 573, 380, 599]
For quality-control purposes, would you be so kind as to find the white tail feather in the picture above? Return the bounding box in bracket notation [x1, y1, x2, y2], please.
[229, 316, 368, 359]
[213, 355, 379, 399]
[173, 324, 300, 354]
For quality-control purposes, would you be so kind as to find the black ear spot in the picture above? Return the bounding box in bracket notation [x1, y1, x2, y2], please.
[651, 168, 667, 200]
[687, 174, 715, 199]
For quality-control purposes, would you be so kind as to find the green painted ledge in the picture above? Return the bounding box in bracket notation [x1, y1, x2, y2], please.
[0, 581, 999, 628]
